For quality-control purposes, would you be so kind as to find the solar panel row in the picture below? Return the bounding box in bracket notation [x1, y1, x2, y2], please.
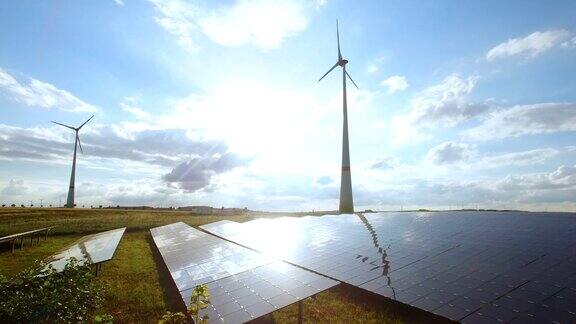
[201, 212, 576, 323]
[150, 222, 338, 322]
[45, 227, 126, 272]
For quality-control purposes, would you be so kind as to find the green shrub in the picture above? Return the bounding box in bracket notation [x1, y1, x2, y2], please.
[0, 257, 105, 323]
[158, 311, 187, 324]
[158, 284, 211, 324]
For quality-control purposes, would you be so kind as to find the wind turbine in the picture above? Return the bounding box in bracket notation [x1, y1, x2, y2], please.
[318, 20, 358, 214]
[52, 115, 94, 208]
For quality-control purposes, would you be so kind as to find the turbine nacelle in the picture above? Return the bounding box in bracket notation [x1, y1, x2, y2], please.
[317, 21, 358, 89]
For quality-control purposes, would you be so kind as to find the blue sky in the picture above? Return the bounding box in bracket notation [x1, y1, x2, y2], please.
[1, 0, 576, 211]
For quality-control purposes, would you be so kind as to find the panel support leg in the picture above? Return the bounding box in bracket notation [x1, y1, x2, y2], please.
[298, 300, 303, 324]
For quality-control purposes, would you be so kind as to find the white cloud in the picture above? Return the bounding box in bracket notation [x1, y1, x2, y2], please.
[369, 156, 400, 170]
[390, 74, 487, 145]
[497, 165, 576, 192]
[425, 141, 558, 169]
[0, 68, 99, 113]
[486, 30, 571, 61]
[466, 102, 576, 140]
[149, 0, 320, 50]
[426, 141, 475, 165]
[366, 64, 379, 75]
[1, 179, 27, 196]
[120, 97, 150, 119]
[199, 0, 309, 49]
[561, 36, 576, 48]
[365, 57, 386, 75]
[481, 148, 559, 168]
[114, 0, 125, 6]
[412, 74, 487, 126]
[149, 0, 198, 52]
[380, 75, 408, 93]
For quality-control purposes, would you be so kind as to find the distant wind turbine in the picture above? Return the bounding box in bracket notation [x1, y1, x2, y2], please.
[318, 20, 358, 214]
[52, 115, 94, 208]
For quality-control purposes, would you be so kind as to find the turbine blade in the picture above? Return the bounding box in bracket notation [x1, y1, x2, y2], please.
[318, 62, 339, 82]
[77, 115, 94, 130]
[51, 121, 75, 130]
[337, 20, 342, 61]
[346, 70, 359, 89]
[76, 133, 84, 154]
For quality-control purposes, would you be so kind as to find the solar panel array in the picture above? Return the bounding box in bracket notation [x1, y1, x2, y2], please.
[46, 227, 126, 272]
[150, 222, 338, 322]
[201, 212, 576, 323]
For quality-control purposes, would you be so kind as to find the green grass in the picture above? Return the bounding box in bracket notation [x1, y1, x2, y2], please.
[0, 208, 424, 323]
[98, 232, 168, 323]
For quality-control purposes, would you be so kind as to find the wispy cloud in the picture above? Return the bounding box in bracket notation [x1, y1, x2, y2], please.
[1, 179, 27, 196]
[486, 29, 571, 61]
[149, 0, 321, 51]
[120, 97, 150, 120]
[426, 141, 559, 168]
[365, 56, 385, 75]
[113, 0, 125, 6]
[0, 68, 99, 113]
[148, 0, 198, 52]
[466, 102, 576, 140]
[380, 75, 408, 93]
[561, 36, 576, 48]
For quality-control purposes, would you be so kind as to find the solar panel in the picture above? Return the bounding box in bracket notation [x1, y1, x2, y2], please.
[201, 212, 576, 322]
[150, 222, 338, 322]
[46, 227, 126, 272]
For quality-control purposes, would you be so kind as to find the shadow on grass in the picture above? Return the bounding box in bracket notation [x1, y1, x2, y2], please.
[146, 233, 187, 314]
[333, 283, 454, 324]
[249, 283, 454, 324]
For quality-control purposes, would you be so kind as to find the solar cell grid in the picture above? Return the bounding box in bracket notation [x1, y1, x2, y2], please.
[201, 211, 576, 322]
[150, 222, 339, 322]
[45, 227, 126, 272]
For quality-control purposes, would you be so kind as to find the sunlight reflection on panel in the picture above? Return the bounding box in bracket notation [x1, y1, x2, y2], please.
[202, 211, 576, 323]
[45, 227, 126, 272]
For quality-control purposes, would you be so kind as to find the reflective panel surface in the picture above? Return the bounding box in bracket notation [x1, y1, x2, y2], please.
[46, 227, 126, 272]
[150, 222, 338, 322]
[201, 212, 576, 322]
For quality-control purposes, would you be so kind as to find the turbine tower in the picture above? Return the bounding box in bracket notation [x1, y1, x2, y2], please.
[318, 20, 358, 214]
[52, 115, 93, 208]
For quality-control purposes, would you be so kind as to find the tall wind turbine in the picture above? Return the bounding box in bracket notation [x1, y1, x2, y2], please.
[318, 20, 358, 214]
[52, 115, 94, 208]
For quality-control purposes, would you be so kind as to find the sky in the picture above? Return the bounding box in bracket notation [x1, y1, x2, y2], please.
[1, 0, 576, 212]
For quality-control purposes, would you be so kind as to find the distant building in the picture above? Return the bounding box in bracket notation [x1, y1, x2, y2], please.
[178, 206, 214, 214]
[177, 206, 249, 215]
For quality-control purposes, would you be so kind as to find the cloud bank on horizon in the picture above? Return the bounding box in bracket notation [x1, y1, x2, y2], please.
[0, 0, 575, 212]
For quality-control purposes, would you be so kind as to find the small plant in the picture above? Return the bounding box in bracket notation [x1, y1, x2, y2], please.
[94, 313, 114, 323]
[189, 284, 211, 324]
[158, 284, 210, 324]
[158, 311, 187, 324]
[0, 257, 105, 323]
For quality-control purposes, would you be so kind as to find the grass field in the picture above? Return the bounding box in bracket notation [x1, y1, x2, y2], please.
[0, 208, 433, 323]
